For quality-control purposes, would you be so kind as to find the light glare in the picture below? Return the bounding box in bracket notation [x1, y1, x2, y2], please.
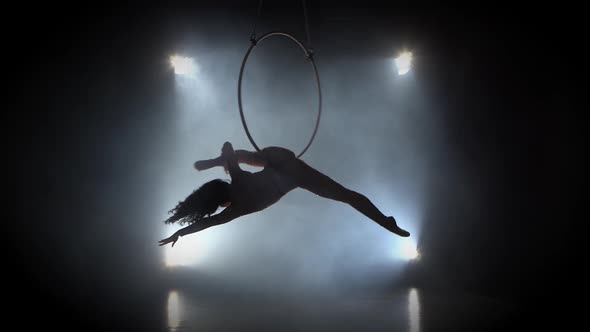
[165, 238, 202, 267]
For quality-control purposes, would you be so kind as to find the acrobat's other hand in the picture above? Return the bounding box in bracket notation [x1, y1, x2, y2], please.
[158, 233, 180, 247]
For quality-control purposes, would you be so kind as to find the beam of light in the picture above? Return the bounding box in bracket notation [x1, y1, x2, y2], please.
[395, 51, 413, 75]
[400, 238, 420, 260]
[408, 288, 421, 332]
[167, 290, 183, 331]
[170, 55, 197, 77]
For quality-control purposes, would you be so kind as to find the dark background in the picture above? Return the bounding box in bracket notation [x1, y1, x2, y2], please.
[6, 1, 583, 330]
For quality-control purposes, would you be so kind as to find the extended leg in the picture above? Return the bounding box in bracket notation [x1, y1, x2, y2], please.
[282, 158, 410, 237]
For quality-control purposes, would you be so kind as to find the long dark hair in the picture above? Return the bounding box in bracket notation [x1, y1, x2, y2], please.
[164, 179, 231, 225]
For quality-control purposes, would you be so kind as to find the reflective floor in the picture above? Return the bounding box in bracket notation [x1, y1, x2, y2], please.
[165, 288, 520, 332]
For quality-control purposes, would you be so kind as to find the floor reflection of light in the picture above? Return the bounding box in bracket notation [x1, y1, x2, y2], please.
[167, 290, 183, 331]
[408, 288, 421, 332]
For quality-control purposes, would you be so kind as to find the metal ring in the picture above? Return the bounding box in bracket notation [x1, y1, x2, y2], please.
[238, 31, 322, 158]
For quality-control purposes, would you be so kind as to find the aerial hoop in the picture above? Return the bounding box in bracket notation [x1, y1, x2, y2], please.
[238, 31, 322, 158]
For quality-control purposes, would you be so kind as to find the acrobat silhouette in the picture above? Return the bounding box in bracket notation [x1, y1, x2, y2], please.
[159, 142, 410, 247]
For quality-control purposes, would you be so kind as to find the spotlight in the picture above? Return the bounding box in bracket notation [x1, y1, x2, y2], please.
[170, 55, 196, 77]
[395, 51, 413, 75]
[401, 239, 420, 260]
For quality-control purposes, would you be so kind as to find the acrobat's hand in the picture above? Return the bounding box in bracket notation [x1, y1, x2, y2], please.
[158, 233, 180, 247]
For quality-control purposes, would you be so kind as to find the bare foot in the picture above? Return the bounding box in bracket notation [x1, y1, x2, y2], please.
[387, 216, 410, 237]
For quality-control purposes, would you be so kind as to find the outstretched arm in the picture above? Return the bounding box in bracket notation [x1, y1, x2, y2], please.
[158, 207, 243, 247]
[194, 149, 267, 171]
